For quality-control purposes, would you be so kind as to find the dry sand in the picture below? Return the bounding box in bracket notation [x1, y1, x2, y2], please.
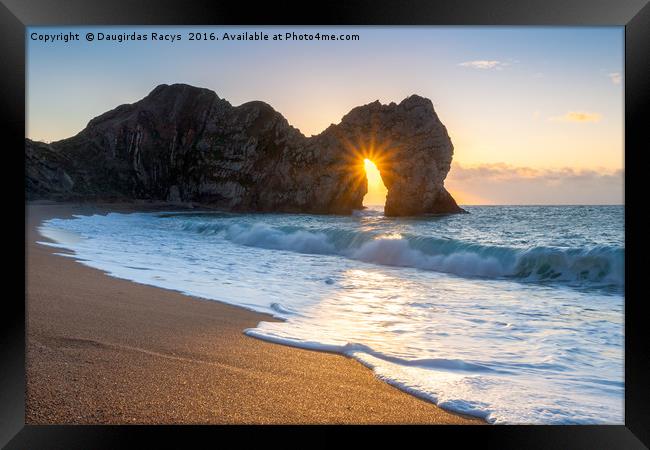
[26, 202, 484, 424]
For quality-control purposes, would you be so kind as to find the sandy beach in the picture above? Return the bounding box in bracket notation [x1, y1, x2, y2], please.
[26, 202, 483, 424]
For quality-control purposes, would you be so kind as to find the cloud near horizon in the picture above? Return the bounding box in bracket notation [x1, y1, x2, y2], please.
[445, 163, 623, 205]
[549, 111, 602, 123]
[459, 60, 508, 70]
[608, 72, 622, 85]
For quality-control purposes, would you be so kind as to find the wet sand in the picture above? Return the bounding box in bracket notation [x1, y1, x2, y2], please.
[26, 202, 484, 424]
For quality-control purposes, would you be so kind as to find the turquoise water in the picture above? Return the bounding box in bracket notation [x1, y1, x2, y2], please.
[40, 205, 624, 424]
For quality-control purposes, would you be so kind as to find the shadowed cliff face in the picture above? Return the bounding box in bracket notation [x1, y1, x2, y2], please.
[26, 83, 463, 216]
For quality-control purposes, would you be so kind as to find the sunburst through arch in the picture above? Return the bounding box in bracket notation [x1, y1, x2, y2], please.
[362, 158, 387, 206]
[335, 132, 396, 209]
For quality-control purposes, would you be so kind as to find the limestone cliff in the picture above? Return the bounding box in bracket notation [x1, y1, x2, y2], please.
[26, 83, 464, 216]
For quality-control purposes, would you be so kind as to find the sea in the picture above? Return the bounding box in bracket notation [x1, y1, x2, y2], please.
[38, 204, 624, 424]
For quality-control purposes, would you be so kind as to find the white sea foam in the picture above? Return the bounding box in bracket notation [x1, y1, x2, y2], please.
[348, 238, 506, 278]
[38, 205, 625, 424]
[188, 217, 624, 286]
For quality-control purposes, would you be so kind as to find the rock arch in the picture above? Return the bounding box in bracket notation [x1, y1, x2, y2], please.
[314, 94, 464, 216]
[26, 84, 464, 216]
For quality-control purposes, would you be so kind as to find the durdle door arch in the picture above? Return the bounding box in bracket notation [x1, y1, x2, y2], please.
[26, 84, 464, 216]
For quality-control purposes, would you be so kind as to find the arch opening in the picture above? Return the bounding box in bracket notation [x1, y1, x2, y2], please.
[362, 158, 388, 209]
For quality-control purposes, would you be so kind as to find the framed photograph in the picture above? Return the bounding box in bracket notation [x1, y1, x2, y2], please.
[2, 0, 648, 447]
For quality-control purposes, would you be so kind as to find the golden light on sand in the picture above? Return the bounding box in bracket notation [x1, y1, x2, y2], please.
[363, 158, 388, 206]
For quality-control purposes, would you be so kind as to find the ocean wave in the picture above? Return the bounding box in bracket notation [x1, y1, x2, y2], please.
[243, 329, 503, 374]
[177, 219, 624, 286]
[40, 210, 625, 424]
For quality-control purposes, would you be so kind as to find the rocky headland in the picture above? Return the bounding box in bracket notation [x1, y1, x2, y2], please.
[26, 83, 463, 216]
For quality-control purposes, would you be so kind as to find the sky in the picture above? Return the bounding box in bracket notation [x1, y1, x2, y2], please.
[27, 26, 624, 205]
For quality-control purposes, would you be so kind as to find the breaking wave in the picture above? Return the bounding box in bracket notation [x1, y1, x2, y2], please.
[178, 220, 624, 287]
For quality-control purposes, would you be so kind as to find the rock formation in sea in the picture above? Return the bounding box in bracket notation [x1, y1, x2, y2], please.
[26, 83, 464, 216]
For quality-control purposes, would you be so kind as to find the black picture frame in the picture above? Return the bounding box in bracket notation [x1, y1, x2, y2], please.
[2, 0, 648, 447]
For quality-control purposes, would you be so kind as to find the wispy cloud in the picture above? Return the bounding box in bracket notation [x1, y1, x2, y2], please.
[446, 163, 624, 205]
[459, 60, 508, 70]
[449, 163, 621, 182]
[549, 111, 602, 123]
[608, 72, 622, 85]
